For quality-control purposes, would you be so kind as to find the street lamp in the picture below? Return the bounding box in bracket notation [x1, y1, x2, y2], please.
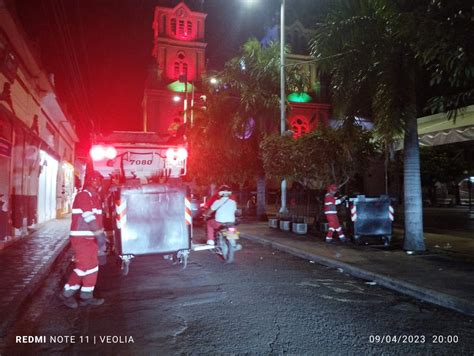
[279, 0, 288, 215]
[244, 0, 288, 214]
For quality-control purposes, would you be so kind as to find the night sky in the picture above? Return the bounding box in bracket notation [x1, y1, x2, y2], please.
[11, 0, 319, 148]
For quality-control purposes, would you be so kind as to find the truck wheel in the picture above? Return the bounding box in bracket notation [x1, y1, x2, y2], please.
[121, 260, 130, 276]
[177, 250, 189, 270]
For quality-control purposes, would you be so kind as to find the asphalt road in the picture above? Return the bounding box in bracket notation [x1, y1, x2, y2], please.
[1, 231, 473, 355]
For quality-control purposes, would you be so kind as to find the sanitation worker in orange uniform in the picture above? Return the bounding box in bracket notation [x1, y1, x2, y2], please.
[324, 183, 347, 243]
[60, 171, 107, 308]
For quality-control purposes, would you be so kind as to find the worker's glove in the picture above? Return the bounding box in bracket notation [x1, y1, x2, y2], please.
[94, 229, 107, 252]
[98, 249, 107, 266]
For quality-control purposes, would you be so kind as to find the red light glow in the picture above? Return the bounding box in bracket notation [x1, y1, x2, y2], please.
[90, 145, 106, 161]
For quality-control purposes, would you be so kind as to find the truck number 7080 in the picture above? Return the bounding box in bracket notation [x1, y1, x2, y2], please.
[129, 159, 153, 165]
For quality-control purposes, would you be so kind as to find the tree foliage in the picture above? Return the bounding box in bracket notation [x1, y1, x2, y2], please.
[310, 0, 426, 251]
[261, 120, 377, 189]
[221, 38, 310, 134]
[188, 38, 310, 190]
[413, 0, 474, 116]
[187, 88, 260, 186]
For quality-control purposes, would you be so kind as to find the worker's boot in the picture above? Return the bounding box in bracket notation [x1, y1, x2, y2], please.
[325, 237, 333, 244]
[339, 236, 347, 243]
[59, 293, 78, 309]
[79, 297, 105, 307]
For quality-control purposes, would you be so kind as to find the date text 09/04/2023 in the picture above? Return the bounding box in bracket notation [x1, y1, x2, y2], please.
[16, 335, 135, 344]
[369, 335, 459, 344]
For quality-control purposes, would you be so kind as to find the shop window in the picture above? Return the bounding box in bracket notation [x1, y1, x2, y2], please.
[0, 34, 19, 82]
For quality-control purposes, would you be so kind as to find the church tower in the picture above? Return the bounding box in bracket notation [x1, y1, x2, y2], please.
[143, 1, 207, 134]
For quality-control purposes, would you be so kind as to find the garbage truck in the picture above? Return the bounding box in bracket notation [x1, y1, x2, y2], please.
[87, 131, 192, 274]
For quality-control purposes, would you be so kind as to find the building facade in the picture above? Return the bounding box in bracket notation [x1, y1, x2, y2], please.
[284, 21, 331, 138]
[0, 2, 78, 241]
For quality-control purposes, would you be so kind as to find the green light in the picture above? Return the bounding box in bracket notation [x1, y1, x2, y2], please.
[167, 80, 195, 93]
[287, 92, 312, 103]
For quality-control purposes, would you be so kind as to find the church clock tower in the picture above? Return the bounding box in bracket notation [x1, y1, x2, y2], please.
[143, 1, 207, 134]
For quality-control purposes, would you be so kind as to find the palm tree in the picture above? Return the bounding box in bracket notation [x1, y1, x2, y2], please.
[220, 38, 309, 218]
[310, 0, 426, 251]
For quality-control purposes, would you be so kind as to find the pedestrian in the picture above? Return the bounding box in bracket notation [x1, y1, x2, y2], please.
[246, 195, 256, 216]
[324, 183, 347, 243]
[167, 117, 186, 143]
[59, 170, 107, 308]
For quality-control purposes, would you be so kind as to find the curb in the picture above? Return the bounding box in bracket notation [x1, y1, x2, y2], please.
[0, 238, 70, 337]
[241, 232, 474, 317]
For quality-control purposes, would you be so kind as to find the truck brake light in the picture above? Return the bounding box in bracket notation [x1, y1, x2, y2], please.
[166, 147, 188, 161]
[90, 145, 117, 161]
[177, 147, 188, 160]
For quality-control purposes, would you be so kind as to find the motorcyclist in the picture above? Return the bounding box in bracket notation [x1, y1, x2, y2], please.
[205, 185, 237, 246]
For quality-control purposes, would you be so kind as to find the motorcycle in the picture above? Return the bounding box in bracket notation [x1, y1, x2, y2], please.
[214, 223, 242, 263]
[192, 217, 243, 263]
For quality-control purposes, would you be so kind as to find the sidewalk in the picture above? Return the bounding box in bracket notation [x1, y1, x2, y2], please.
[239, 222, 474, 316]
[0, 217, 70, 337]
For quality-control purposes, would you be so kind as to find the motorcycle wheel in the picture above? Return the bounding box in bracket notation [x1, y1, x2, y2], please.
[217, 233, 228, 262]
[226, 238, 236, 264]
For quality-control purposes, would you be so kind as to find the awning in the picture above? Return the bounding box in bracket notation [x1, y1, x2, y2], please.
[417, 105, 474, 146]
[395, 105, 474, 149]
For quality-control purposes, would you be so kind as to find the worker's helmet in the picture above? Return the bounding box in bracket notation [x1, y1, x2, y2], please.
[218, 185, 232, 197]
[327, 183, 338, 193]
[85, 170, 103, 186]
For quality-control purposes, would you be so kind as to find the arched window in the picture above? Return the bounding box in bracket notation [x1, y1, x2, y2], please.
[186, 21, 193, 36]
[174, 62, 180, 78]
[171, 18, 177, 35]
[178, 20, 185, 36]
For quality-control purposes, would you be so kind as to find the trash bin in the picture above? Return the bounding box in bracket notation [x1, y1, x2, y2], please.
[348, 195, 394, 246]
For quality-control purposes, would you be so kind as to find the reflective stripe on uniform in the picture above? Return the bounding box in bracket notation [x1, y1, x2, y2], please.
[82, 211, 96, 223]
[80, 286, 95, 292]
[73, 266, 99, 277]
[64, 284, 81, 291]
[70, 231, 95, 236]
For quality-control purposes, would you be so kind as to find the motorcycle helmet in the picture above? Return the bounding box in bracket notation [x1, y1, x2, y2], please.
[218, 185, 232, 197]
